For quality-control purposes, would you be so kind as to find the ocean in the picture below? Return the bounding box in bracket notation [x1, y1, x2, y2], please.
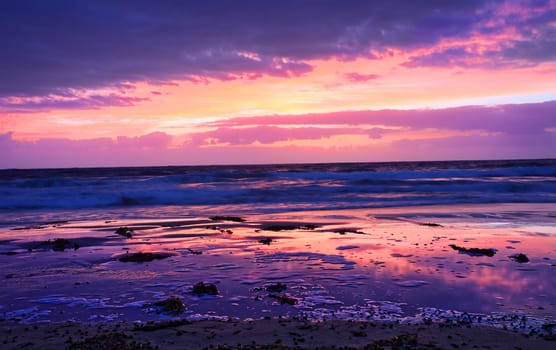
[1, 159, 555, 225]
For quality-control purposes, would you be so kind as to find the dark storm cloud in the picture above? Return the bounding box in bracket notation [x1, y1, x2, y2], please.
[0, 0, 498, 97]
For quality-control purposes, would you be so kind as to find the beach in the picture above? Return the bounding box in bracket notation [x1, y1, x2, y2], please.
[0, 160, 555, 348]
[2, 317, 555, 349]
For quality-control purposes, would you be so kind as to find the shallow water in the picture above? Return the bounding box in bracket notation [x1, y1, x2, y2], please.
[0, 203, 554, 329]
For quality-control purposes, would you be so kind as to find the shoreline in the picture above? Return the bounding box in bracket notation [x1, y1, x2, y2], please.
[2, 203, 555, 348]
[1, 318, 555, 349]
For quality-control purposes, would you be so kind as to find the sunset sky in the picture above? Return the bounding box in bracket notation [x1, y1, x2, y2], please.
[1, 0, 555, 168]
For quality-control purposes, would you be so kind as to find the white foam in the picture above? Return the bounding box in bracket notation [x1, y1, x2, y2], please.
[395, 280, 430, 287]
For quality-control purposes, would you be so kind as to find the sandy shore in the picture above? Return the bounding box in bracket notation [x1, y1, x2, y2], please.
[1, 318, 555, 349]
[1, 204, 555, 348]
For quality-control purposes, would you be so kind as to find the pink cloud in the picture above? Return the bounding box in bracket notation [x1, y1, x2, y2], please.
[191, 126, 361, 146]
[209, 101, 556, 136]
[1, 101, 554, 168]
[344, 72, 381, 82]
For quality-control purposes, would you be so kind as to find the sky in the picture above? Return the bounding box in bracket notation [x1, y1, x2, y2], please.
[1, 0, 555, 168]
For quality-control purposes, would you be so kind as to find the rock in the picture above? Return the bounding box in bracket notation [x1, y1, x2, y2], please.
[449, 244, 496, 257]
[334, 228, 365, 235]
[420, 222, 443, 227]
[52, 238, 74, 251]
[510, 253, 529, 263]
[186, 248, 202, 255]
[118, 252, 173, 262]
[266, 283, 287, 293]
[152, 297, 186, 315]
[258, 238, 273, 245]
[263, 224, 319, 231]
[269, 294, 298, 305]
[193, 281, 219, 295]
[115, 226, 133, 238]
[209, 216, 245, 222]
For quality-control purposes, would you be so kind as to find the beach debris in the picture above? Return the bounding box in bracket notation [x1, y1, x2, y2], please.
[263, 224, 319, 231]
[372, 334, 418, 348]
[134, 320, 192, 331]
[67, 331, 156, 350]
[52, 238, 79, 251]
[510, 253, 530, 263]
[186, 248, 202, 255]
[269, 294, 299, 305]
[449, 244, 496, 257]
[44, 220, 69, 226]
[266, 283, 288, 293]
[419, 222, 443, 227]
[152, 296, 186, 315]
[258, 238, 273, 245]
[12, 221, 69, 231]
[118, 252, 174, 262]
[11, 225, 47, 231]
[209, 216, 245, 222]
[115, 226, 133, 238]
[1, 251, 20, 256]
[27, 238, 80, 252]
[336, 245, 360, 251]
[193, 281, 219, 295]
[334, 228, 365, 235]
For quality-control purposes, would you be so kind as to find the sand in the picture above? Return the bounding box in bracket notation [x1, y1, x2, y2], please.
[1, 204, 555, 349]
[1, 318, 555, 349]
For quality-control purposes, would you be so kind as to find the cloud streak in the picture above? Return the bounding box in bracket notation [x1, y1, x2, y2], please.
[2, 101, 554, 168]
[2, 0, 554, 100]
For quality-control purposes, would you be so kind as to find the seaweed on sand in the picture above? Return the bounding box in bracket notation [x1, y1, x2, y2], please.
[510, 253, 529, 263]
[419, 222, 443, 227]
[333, 228, 365, 235]
[67, 332, 156, 350]
[118, 252, 174, 262]
[258, 238, 273, 245]
[193, 281, 219, 295]
[266, 283, 287, 293]
[152, 297, 186, 315]
[449, 244, 496, 257]
[269, 294, 299, 305]
[115, 226, 133, 238]
[210, 216, 246, 222]
[52, 238, 80, 251]
[263, 224, 319, 231]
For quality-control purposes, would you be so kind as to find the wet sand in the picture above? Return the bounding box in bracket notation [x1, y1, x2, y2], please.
[1, 203, 555, 348]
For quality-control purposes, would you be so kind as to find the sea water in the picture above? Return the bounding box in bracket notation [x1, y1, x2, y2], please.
[0, 159, 554, 225]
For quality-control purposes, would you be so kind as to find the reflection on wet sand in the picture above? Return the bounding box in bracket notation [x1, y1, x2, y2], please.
[0, 204, 554, 328]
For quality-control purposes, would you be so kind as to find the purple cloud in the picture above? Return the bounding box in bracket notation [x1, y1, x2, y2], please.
[0, 93, 149, 112]
[191, 126, 360, 146]
[210, 100, 556, 136]
[1, 0, 524, 98]
[404, 0, 556, 68]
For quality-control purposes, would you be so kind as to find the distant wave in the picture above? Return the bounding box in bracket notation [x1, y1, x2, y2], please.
[0, 159, 554, 213]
